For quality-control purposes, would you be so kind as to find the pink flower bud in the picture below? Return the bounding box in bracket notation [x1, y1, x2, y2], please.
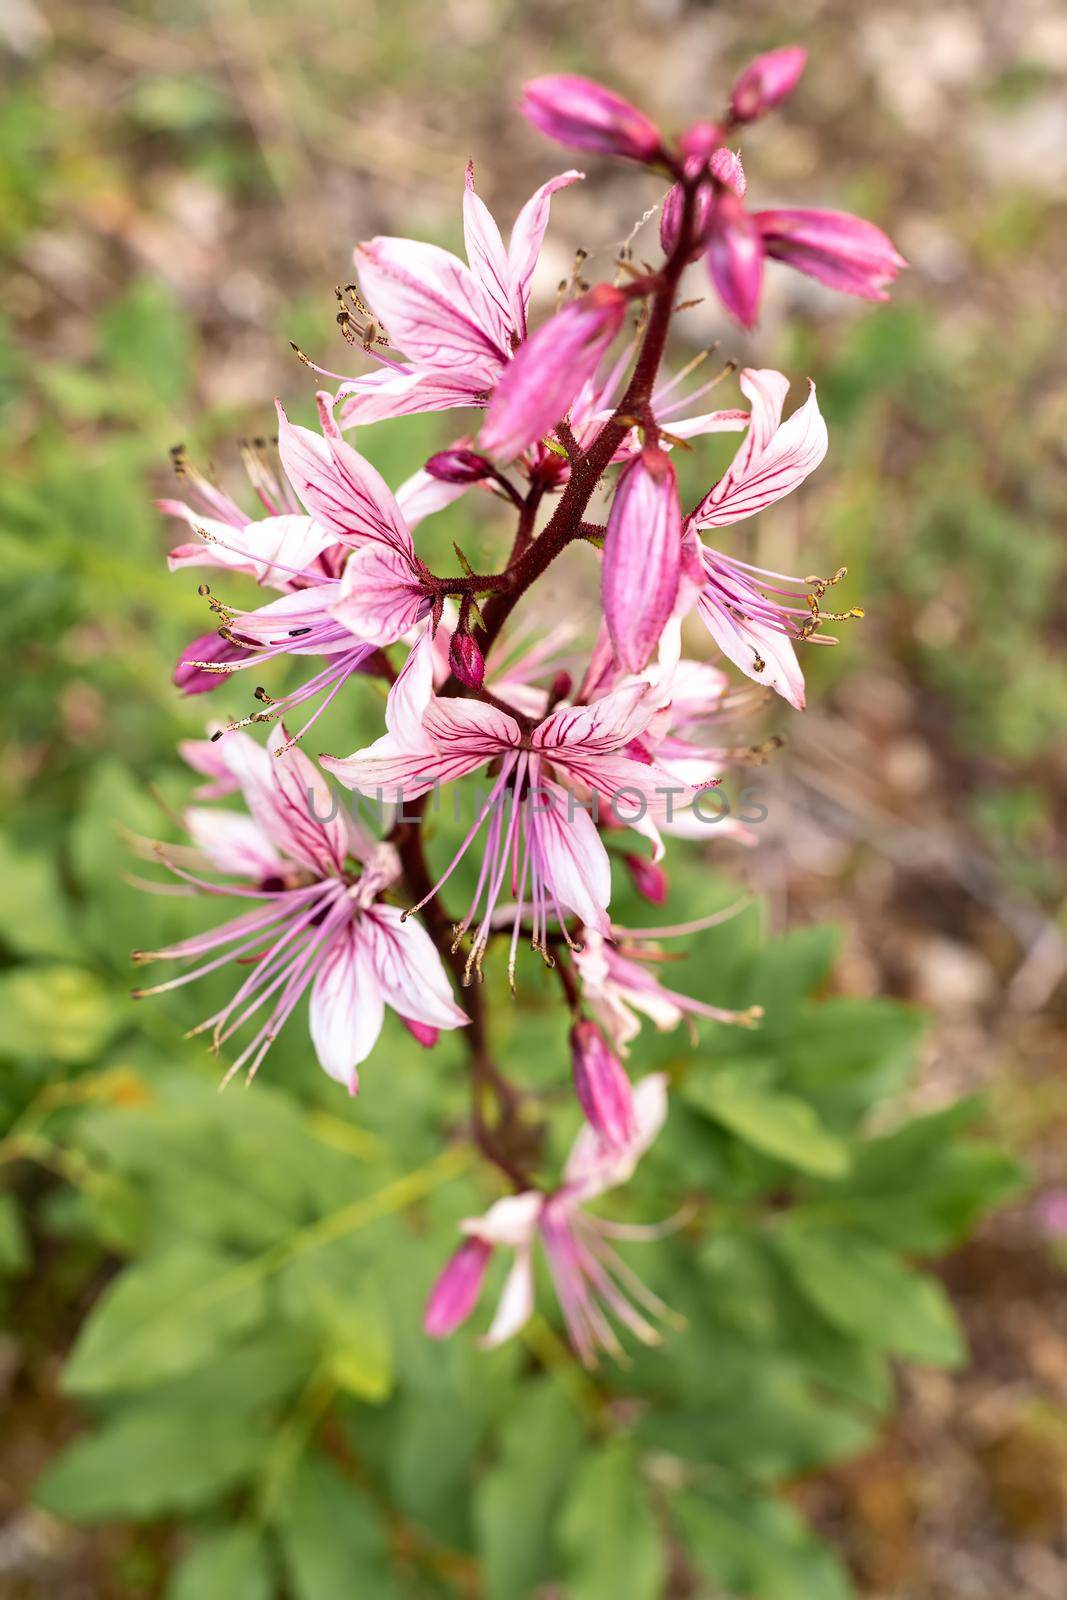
[173, 631, 245, 696]
[424, 1237, 493, 1337]
[549, 669, 573, 704]
[622, 853, 668, 905]
[425, 447, 493, 484]
[520, 74, 663, 164]
[705, 193, 764, 328]
[449, 630, 486, 690]
[710, 146, 746, 197]
[755, 208, 907, 301]
[660, 180, 713, 258]
[479, 284, 627, 461]
[602, 445, 681, 674]
[570, 1020, 636, 1150]
[679, 120, 723, 165]
[729, 46, 807, 123]
[402, 1016, 440, 1048]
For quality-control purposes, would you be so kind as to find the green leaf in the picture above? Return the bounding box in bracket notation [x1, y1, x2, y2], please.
[771, 1219, 966, 1367]
[475, 1375, 585, 1600]
[280, 1253, 393, 1401]
[0, 839, 77, 958]
[167, 1526, 273, 1600]
[558, 1441, 665, 1600]
[36, 1404, 267, 1521]
[276, 1455, 396, 1600]
[63, 1245, 266, 1395]
[0, 964, 120, 1064]
[684, 1073, 850, 1178]
[675, 1485, 855, 1600]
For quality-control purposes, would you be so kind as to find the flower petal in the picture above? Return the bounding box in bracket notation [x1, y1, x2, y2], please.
[691, 370, 827, 528]
[309, 924, 384, 1092]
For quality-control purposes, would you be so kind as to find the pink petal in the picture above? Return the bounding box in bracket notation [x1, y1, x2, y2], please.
[479, 285, 627, 462]
[336, 365, 490, 428]
[520, 75, 662, 163]
[362, 905, 469, 1032]
[276, 404, 414, 556]
[527, 778, 612, 933]
[756, 207, 907, 300]
[328, 542, 430, 646]
[354, 237, 509, 378]
[462, 162, 513, 335]
[506, 170, 584, 335]
[692, 370, 827, 528]
[184, 806, 283, 881]
[570, 1020, 636, 1149]
[705, 193, 764, 328]
[309, 925, 384, 1092]
[424, 1238, 493, 1337]
[602, 446, 682, 674]
[563, 1072, 669, 1199]
[696, 592, 806, 709]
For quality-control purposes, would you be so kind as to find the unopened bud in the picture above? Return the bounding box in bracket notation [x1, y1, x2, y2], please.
[570, 1020, 636, 1150]
[450, 630, 486, 690]
[425, 447, 493, 484]
[623, 853, 668, 905]
[424, 1237, 493, 1337]
[521, 74, 663, 164]
[729, 46, 807, 124]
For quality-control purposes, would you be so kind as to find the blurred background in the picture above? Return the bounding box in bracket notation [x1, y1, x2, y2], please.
[1, 0, 1066, 1595]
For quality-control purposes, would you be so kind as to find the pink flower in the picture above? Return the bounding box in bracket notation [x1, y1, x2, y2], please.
[602, 445, 682, 674]
[729, 46, 807, 123]
[132, 727, 467, 1091]
[321, 633, 706, 981]
[425, 1074, 676, 1364]
[161, 419, 456, 741]
[755, 208, 907, 301]
[570, 1019, 636, 1148]
[686, 368, 836, 708]
[479, 284, 628, 462]
[520, 75, 663, 165]
[574, 926, 762, 1056]
[336, 165, 583, 427]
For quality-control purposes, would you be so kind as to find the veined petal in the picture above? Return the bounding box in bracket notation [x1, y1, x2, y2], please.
[362, 905, 469, 1031]
[328, 542, 430, 646]
[276, 405, 414, 556]
[165, 505, 333, 586]
[528, 778, 612, 934]
[336, 365, 489, 428]
[696, 591, 806, 709]
[354, 237, 509, 378]
[602, 447, 681, 674]
[691, 369, 826, 528]
[534, 680, 660, 757]
[309, 924, 385, 1092]
[462, 163, 513, 336]
[394, 465, 474, 528]
[421, 695, 523, 756]
[184, 807, 284, 881]
[506, 169, 584, 334]
[260, 723, 351, 874]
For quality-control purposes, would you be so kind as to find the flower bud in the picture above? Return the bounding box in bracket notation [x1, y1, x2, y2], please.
[479, 284, 627, 462]
[402, 1017, 440, 1048]
[678, 120, 723, 165]
[570, 1020, 636, 1149]
[755, 208, 907, 301]
[710, 146, 746, 197]
[424, 1237, 493, 1337]
[622, 853, 668, 906]
[705, 193, 764, 328]
[449, 630, 486, 690]
[602, 445, 681, 674]
[729, 46, 807, 123]
[425, 447, 493, 484]
[520, 74, 663, 164]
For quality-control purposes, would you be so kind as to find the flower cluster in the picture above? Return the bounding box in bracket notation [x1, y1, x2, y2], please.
[138, 52, 902, 1364]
